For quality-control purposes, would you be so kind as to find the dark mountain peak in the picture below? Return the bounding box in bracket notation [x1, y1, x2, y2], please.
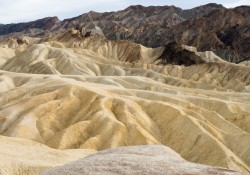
[201, 3, 224, 8]
[36, 16, 61, 30]
[126, 5, 145, 10]
[234, 5, 250, 11]
[42, 16, 59, 20]
[33, 16, 60, 28]
[0, 16, 60, 36]
[88, 10, 101, 15]
[189, 3, 224, 13]
[235, 5, 250, 8]
[126, 4, 181, 11]
[43, 16, 60, 22]
[233, 6, 250, 17]
[7, 16, 60, 25]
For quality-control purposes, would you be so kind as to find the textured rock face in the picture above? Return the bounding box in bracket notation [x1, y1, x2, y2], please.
[42, 145, 246, 175]
[157, 41, 205, 66]
[0, 17, 60, 36]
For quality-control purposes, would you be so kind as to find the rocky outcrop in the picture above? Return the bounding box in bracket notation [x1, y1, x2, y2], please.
[157, 41, 205, 66]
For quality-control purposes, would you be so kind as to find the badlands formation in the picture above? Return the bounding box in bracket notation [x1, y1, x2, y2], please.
[0, 4, 249, 175]
[0, 30, 249, 175]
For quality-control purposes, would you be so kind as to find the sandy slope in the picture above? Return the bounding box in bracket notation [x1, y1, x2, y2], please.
[0, 135, 95, 175]
[0, 35, 250, 174]
[0, 48, 15, 65]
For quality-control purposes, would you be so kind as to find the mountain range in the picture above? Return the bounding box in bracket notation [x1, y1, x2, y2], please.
[0, 3, 249, 63]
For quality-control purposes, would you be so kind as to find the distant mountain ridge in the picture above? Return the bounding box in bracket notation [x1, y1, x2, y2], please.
[0, 17, 60, 36]
[0, 3, 249, 63]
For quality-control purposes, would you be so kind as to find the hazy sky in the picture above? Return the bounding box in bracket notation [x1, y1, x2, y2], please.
[0, 0, 249, 24]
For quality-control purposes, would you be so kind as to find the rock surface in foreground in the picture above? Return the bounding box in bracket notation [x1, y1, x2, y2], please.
[43, 145, 247, 175]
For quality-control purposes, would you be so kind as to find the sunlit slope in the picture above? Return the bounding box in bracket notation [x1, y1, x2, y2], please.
[0, 135, 95, 175]
[0, 68, 250, 172]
